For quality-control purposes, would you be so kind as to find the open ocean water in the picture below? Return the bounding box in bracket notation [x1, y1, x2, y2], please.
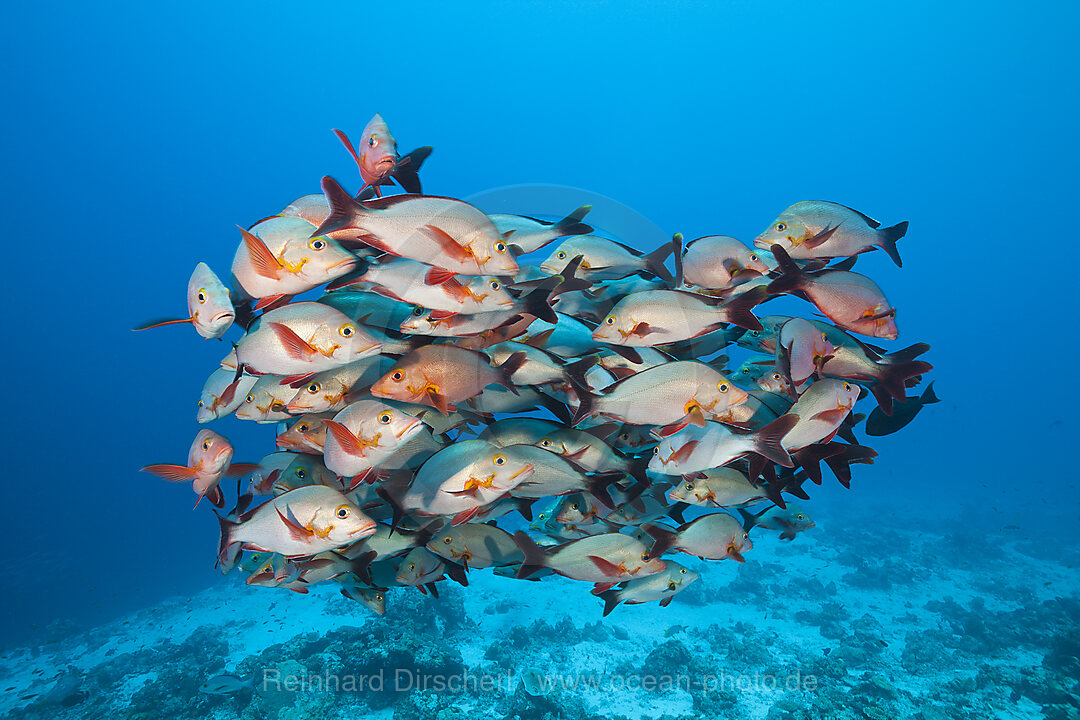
[1, 2, 1077, 719]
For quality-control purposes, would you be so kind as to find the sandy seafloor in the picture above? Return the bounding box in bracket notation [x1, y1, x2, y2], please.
[2, 502, 1078, 720]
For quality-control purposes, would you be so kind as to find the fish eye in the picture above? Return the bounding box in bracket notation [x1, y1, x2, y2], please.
[641, 552, 651, 562]
[684, 482, 694, 491]
[391, 371, 404, 381]
[297, 423, 309, 432]
[619, 432, 628, 440]
[842, 382, 851, 391]
[306, 383, 320, 393]
[570, 502, 580, 510]
[495, 242, 507, 254]
[773, 373, 781, 380]
[376, 593, 383, 600]
[776, 222, 786, 232]
[197, 400, 204, 407]
[718, 383, 729, 392]
[538, 513, 546, 520]
[202, 440, 211, 450]
[339, 324, 355, 338]
[540, 439, 551, 447]
[667, 581, 677, 591]
[750, 254, 758, 261]
[743, 532, 749, 540]
[335, 505, 350, 519]
[490, 281, 501, 291]
[296, 468, 306, 479]
[679, 567, 687, 574]
[750, 331, 761, 337]
[378, 412, 392, 424]
[797, 514, 805, 520]
[251, 554, 260, 561]
[605, 316, 615, 325]
[741, 367, 750, 374]
[443, 536, 453, 544]
[412, 306, 425, 316]
[493, 454, 507, 465]
[653, 447, 660, 455]
[408, 562, 415, 571]
[196, 289, 207, 304]
[309, 238, 327, 251]
[556, 251, 567, 260]
[245, 394, 254, 403]
[368, 136, 377, 147]
[821, 332, 828, 341]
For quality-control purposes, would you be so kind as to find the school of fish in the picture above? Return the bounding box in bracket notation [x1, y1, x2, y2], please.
[137, 114, 934, 617]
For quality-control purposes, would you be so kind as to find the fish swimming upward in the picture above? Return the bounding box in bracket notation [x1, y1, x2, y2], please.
[136, 115, 934, 618]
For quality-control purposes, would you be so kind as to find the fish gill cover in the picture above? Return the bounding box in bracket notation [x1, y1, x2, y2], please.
[134, 113, 933, 618]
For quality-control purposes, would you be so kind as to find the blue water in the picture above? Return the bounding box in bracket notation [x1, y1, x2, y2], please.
[1, 1, 1077, 716]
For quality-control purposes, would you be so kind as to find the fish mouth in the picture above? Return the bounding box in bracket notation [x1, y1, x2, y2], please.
[327, 257, 358, 272]
[348, 520, 378, 537]
[396, 418, 424, 439]
[210, 311, 235, 325]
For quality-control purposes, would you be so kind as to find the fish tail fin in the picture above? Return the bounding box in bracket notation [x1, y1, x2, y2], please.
[583, 471, 624, 509]
[738, 507, 770, 533]
[719, 285, 767, 331]
[496, 351, 528, 395]
[823, 443, 878, 488]
[313, 176, 363, 237]
[391, 146, 433, 194]
[552, 205, 594, 237]
[349, 550, 377, 586]
[877, 221, 908, 268]
[642, 236, 677, 283]
[215, 513, 242, 573]
[753, 413, 799, 468]
[563, 355, 600, 426]
[521, 279, 560, 324]
[512, 531, 548, 579]
[672, 233, 684, 287]
[598, 587, 622, 617]
[873, 358, 934, 415]
[766, 244, 806, 295]
[642, 522, 679, 557]
[921, 381, 940, 405]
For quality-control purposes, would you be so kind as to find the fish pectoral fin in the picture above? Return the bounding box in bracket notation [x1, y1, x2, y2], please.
[451, 507, 483, 526]
[132, 317, 193, 331]
[426, 387, 453, 415]
[659, 596, 674, 607]
[268, 322, 319, 360]
[654, 422, 688, 439]
[323, 420, 368, 458]
[630, 322, 658, 338]
[276, 507, 316, 542]
[423, 267, 470, 303]
[224, 463, 261, 478]
[253, 295, 294, 312]
[239, 226, 285, 279]
[671, 440, 700, 464]
[141, 464, 198, 482]
[810, 408, 849, 424]
[685, 405, 707, 427]
[801, 224, 839, 249]
[586, 555, 624, 577]
[422, 225, 472, 262]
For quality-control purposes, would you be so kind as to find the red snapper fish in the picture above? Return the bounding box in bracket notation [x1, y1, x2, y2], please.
[133, 262, 235, 339]
[333, 114, 432, 198]
[142, 430, 259, 508]
[754, 200, 909, 267]
[768, 245, 898, 340]
[234, 302, 381, 377]
[315, 177, 519, 277]
[681, 236, 772, 291]
[216, 485, 377, 572]
[231, 216, 358, 311]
